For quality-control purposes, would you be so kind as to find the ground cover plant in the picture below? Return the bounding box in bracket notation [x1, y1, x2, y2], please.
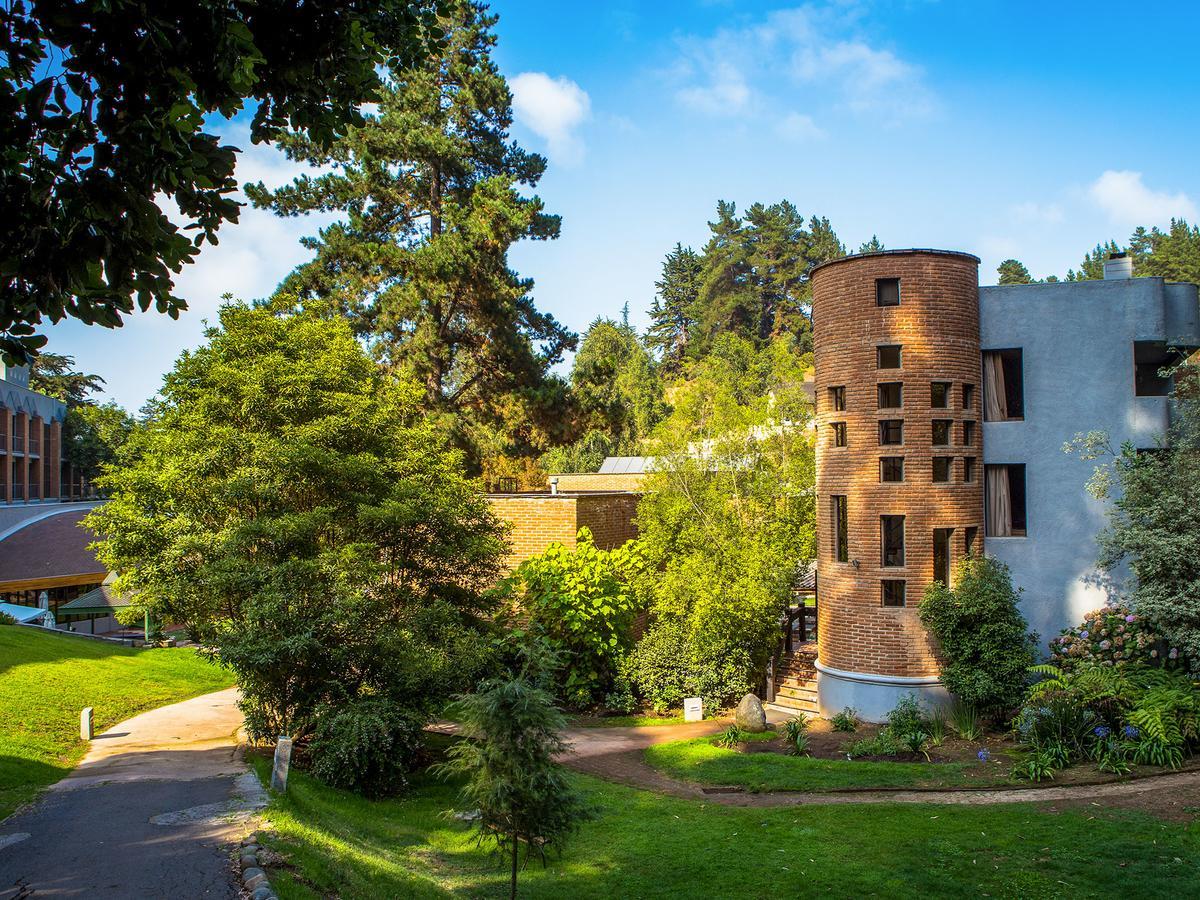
[247, 755, 1200, 898]
[0, 627, 233, 819]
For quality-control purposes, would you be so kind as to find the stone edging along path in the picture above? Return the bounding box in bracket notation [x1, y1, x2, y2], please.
[558, 721, 1200, 809]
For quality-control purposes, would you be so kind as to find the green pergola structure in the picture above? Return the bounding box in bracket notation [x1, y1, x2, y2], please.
[57, 574, 151, 640]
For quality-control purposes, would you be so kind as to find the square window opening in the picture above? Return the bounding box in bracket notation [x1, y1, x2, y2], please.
[931, 382, 951, 409]
[879, 419, 904, 445]
[876, 278, 900, 307]
[933, 456, 953, 483]
[982, 349, 1024, 420]
[878, 382, 903, 408]
[985, 463, 1027, 536]
[880, 456, 904, 483]
[932, 419, 952, 446]
[829, 385, 846, 411]
[881, 579, 906, 607]
[1133, 341, 1190, 397]
[877, 345, 902, 369]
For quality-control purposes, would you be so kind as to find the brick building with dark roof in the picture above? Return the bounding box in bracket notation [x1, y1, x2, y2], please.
[0, 503, 108, 621]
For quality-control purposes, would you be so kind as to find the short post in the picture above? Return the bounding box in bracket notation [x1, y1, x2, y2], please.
[81, 707, 94, 741]
[271, 736, 293, 793]
[684, 697, 703, 722]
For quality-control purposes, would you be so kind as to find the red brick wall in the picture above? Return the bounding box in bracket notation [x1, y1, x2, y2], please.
[812, 251, 985, 678]
[550, 472, 646, 492]
[486, 492, 639, 571]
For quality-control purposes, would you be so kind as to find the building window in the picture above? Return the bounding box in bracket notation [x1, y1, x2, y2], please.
[832, 495, 848, 562]
[878, 419, 903, 445]
[876, 278, 900, 307]
[963, 383, 975, 410]
[985, 464, 1027, 536]
[931, 382, 951, 409]
[881, 579, 906, 607]
[880, 456, 904, 483]
[932, 419, 952, 446]
[831, 422, 847, 447]
[1134, 341, 1182, 397]
[877, 345, 902, 369]
[880, 515, 905, 567]
[877, 382, 903, 408]
[963, 456, 977, 483]
[982, 349, 1024, 420]
[933, 528, 954, 585]
[962, 420, 976, 445]
[933, 456, 952, 483]
[829, 385, 846, 411]
[964, 525, 978, 556]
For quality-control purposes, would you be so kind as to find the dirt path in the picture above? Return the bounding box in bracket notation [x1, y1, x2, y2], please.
[0, 689, 262, 899]
[559, 721, 1200, 818]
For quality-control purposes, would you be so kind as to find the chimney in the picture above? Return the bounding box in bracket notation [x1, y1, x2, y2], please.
[548, 476, 559, 495]
[1103, 252, 1133, 280]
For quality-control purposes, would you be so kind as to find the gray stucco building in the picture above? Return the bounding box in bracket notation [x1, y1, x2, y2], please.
[980, 266, 1200, 646]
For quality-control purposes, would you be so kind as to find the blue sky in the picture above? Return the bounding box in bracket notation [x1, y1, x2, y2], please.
[45, 0, 1200, 412]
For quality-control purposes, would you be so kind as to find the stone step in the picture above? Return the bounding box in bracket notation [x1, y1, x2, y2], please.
[775, 686, 818, 702]
[766, 696, 818, 716]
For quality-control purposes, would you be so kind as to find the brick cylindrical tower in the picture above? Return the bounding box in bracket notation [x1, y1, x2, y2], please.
[811, 249, 983, 721]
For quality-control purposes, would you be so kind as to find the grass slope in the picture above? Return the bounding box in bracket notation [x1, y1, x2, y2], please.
[0, 626, 235, 819]
[250, 758, 1199, 899]
[645, 734, 987, 791]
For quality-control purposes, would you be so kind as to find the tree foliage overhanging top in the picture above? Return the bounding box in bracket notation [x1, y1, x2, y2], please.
[0, 0, 445, 363]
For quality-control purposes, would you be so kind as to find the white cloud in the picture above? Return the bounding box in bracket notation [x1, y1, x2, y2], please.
[1088, 170, 1197, 227]
[510, 72, 591, 165]
[671, 3, 934, 127]
[1009, 201, 1064, 225]
[776, 111, 826, 142]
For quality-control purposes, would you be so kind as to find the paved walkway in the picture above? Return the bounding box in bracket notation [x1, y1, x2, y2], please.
[0, 689, 263, 899]
[560, 720, 1200, 814]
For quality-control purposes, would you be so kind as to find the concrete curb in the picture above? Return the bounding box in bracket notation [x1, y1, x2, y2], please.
[238, 832, 278, 900]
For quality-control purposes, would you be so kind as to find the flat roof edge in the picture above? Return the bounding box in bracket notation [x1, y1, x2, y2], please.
[811, 248, 981, 277]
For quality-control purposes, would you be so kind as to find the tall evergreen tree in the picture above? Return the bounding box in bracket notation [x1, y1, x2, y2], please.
[1067, 240, 1123, 281]
[858, 235, 885, 254]
[646, 244, 701, 373]
[997, 259, 1034, 285]
[248, 1, 575, 470]
[1130, 219, 1200, 284]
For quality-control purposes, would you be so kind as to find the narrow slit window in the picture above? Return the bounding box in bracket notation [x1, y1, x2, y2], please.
[930, 382, 951, 409]
[963, 456, 977, 483]
[831, 422, 847, 447]
[880, 456, 904, 482]
[881, 579, 906, 607]
[876, 278, 900, 307]
[829, 385, 846, 411]
[963, 383, 976, 410]
[985, 464, 1027, 536]
[880, 515, 905, 567]
[832, 495, 848, 562]
[879, 419, 903, 445]
[878, 382, 903, 408]
[962, 420, 976, 446]
[877, 345, 902, 369]
[932, 419, 952, 446]
[964, 526, 978, 556]
[933, 528, 954, 585]
[982, 349, 1024, 420]
[933, 456, 953, 483]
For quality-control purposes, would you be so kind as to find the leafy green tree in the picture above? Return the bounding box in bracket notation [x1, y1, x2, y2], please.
[491, 528, 645, 707]
[29, 353, 105, 405]
[997, 259, 1035, 285]
[1069, 362, 1200, 672]
[87, 302, 506, 760]
[919, 555, 1037, 716]
[438, 641, 591, 900]
[65, 402, 137, 482]
[646, 244, 702, 373]
[0, 0, 444, 362]
[248, 2, 573, 472]
[633, 333, 816, 707]
[568, 318, 665, 451]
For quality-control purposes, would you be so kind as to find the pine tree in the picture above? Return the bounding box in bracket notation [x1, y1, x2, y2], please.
[858, 235, 885, 254]
[1133, 219, 1200, 284]
[997, 259, 1034, 285]
[248, 1, 575, 470]
[646, 244, 702, 373]
[1067, 240, 1123, 281]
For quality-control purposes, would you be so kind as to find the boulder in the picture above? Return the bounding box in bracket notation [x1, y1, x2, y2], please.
[734, 693, 767, 733]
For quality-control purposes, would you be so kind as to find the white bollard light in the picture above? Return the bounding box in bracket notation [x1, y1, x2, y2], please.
[81, 707, 94, 740]
[684, 697, 703, 722]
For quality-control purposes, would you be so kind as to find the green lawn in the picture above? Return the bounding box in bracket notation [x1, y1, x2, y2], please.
[644, 734, 995, 791]
[570, 713, 689, 728]
[249, 757, 1199, 898]
[0, 626, 235, 819]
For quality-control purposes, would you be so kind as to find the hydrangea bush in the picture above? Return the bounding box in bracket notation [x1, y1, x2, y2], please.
[1049, 603, 1181, 670]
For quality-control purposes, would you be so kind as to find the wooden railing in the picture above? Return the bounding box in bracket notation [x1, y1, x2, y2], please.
[764, 592, 818, 703]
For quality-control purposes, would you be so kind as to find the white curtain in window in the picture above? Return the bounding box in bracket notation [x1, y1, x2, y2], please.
[983, 352, 1008, 421]
[986, 465, 1012, 537]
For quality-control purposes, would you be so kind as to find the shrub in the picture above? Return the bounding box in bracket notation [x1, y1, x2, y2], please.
[847, 730, 901, 759]
[782, 717, 810, 755]
[949, 702, 983, 741]
[886, 696, 928, 737]
[0, 611, 16, 626]
[492, 528, 645, 708]
[830, 707, 860, 732]
[926, 711, 949, 747]
[603, 674, 638, 715]
[919, 555, 1037, 716]
[715, 724, 746, 749]
[1011, 749, 1057, 782]
[308, 699, 424, 798]
[627, 618, 753, 714]
[1050, 603, 1179, 671]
